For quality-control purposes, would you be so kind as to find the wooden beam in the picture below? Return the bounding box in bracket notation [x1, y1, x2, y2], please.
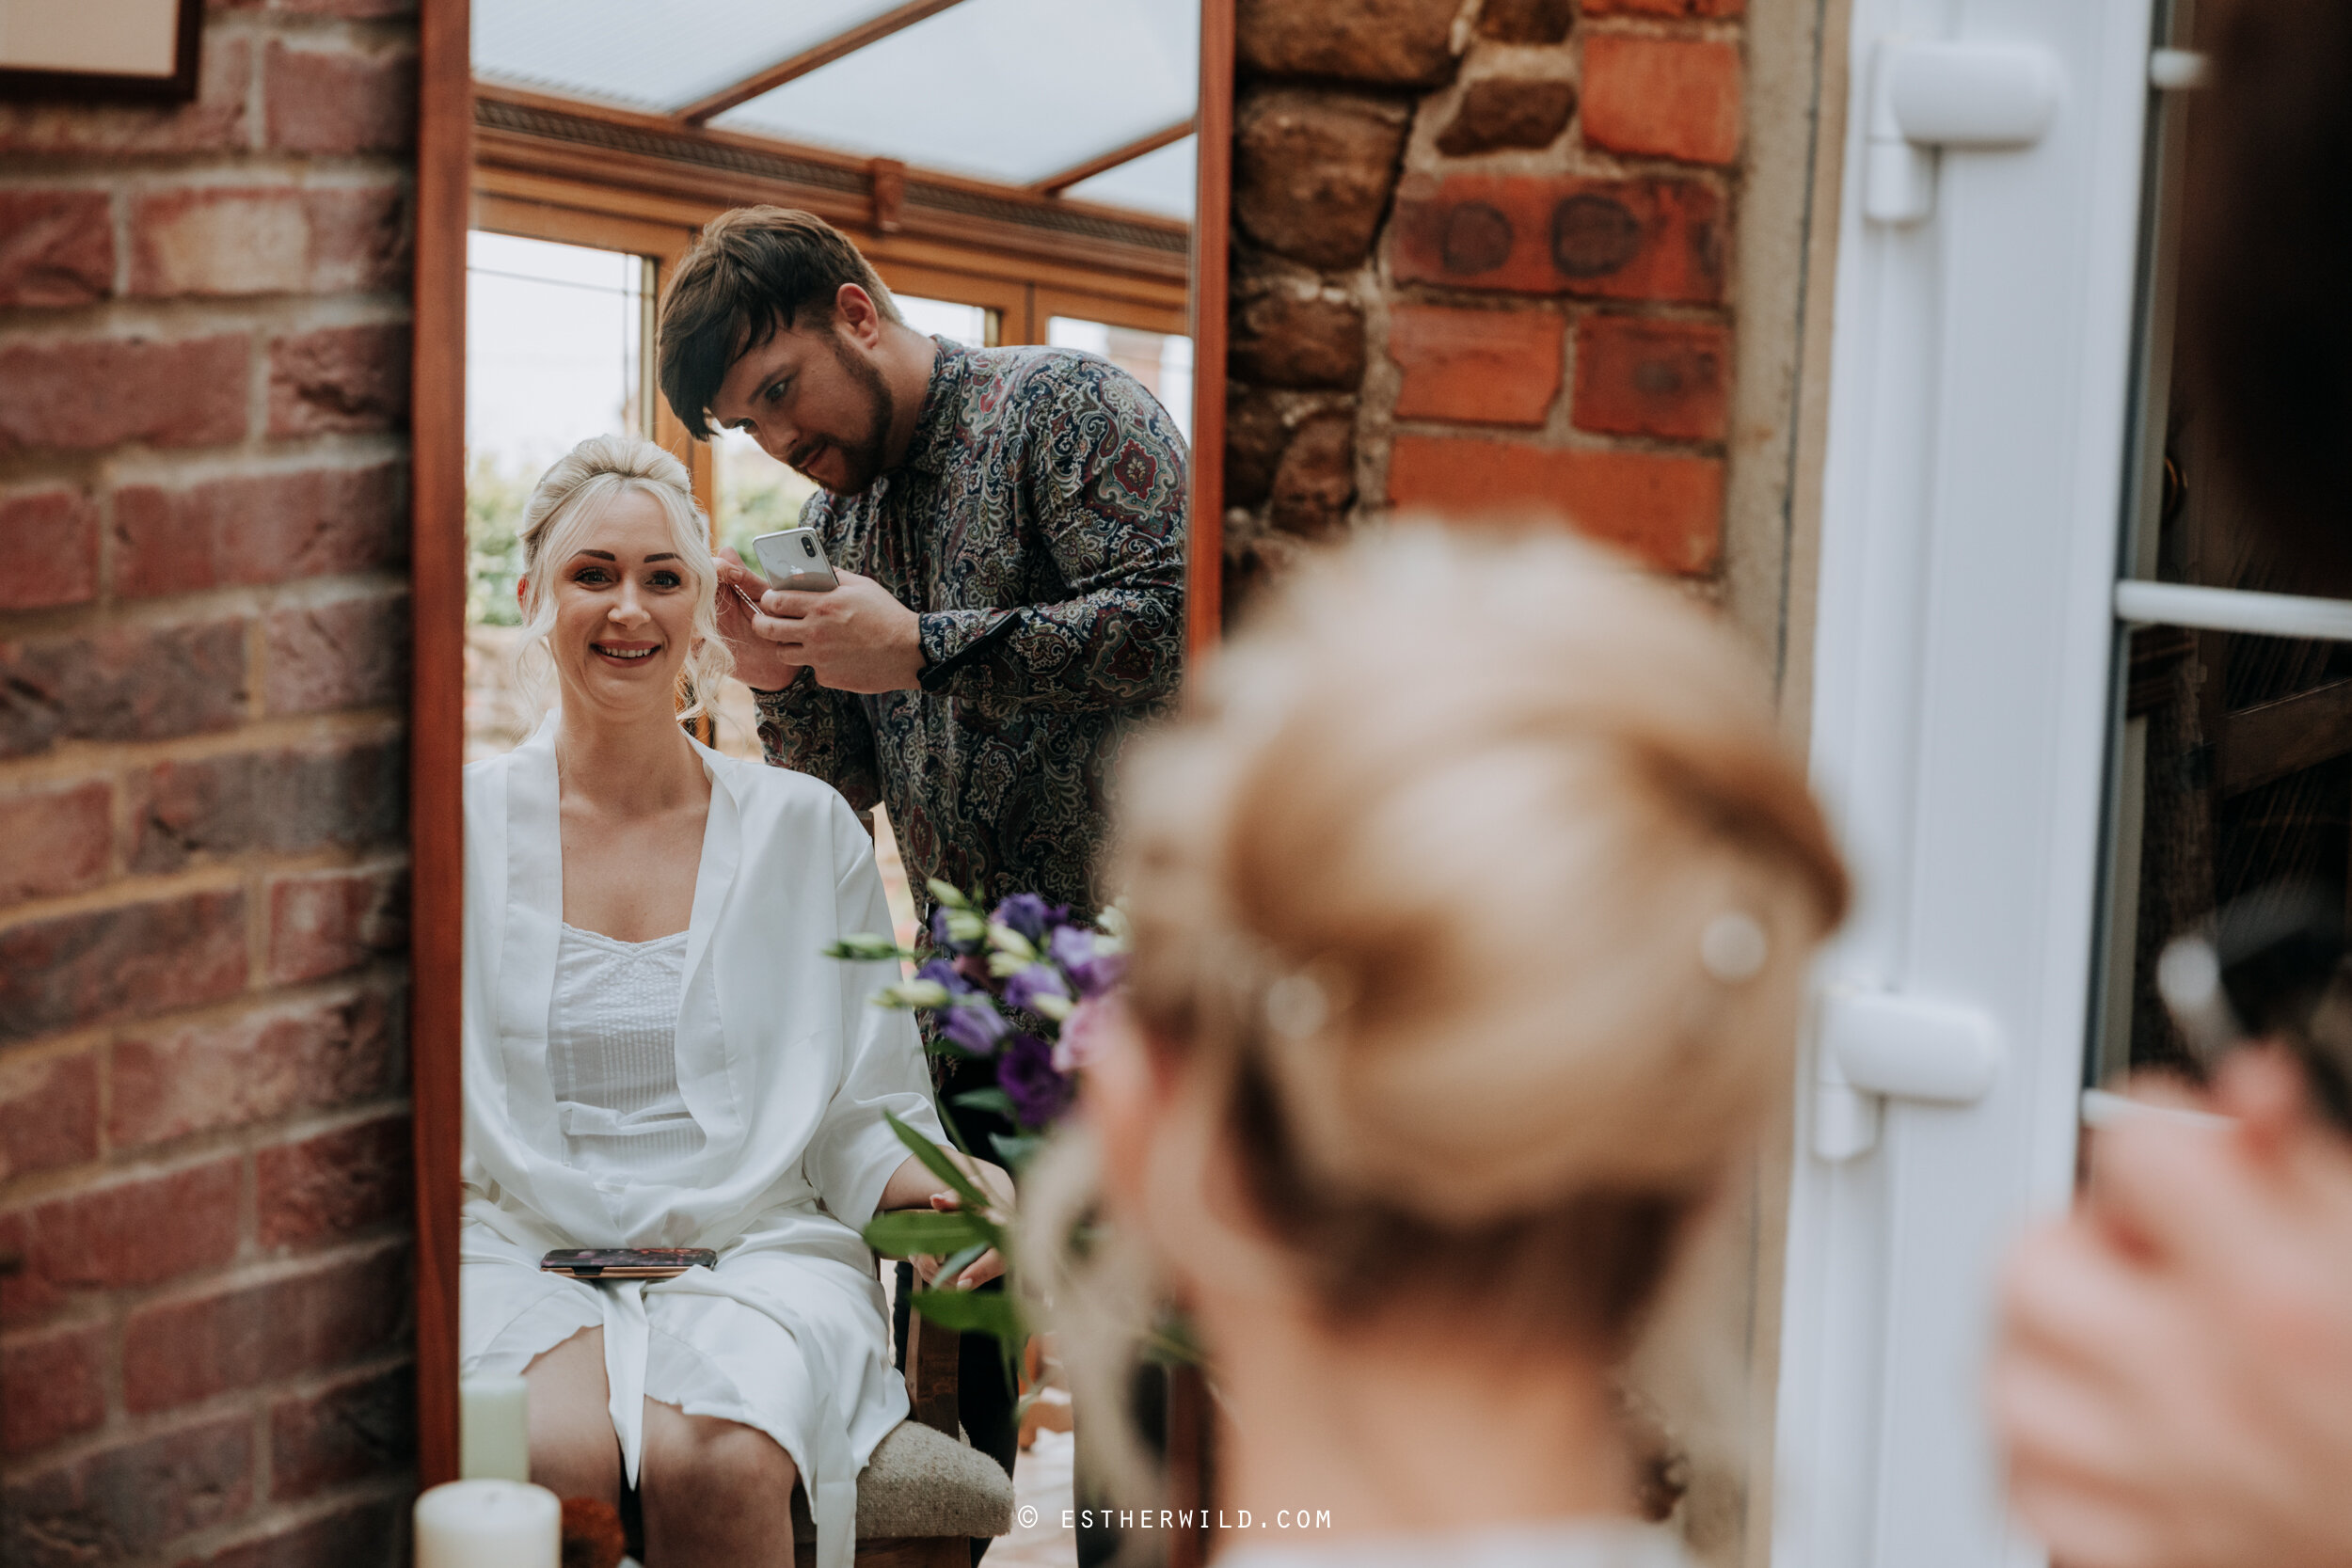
[473, 84, 1191, 286]
[1186, 0, 1233, 658]
[675, 0, 972, 124]
[1031, 118, 1196, 197]
[2217, 678, 2352, 797]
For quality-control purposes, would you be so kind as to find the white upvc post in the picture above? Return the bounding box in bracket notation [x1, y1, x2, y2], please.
[1774, 2, 2158, 1565]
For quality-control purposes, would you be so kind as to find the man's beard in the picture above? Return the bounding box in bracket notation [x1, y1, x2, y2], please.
[813, 335, 897, 496]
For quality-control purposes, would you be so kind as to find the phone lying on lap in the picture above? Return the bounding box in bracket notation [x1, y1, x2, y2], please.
[752, 528, 841, 594]
[540, 1247, 717, 1280]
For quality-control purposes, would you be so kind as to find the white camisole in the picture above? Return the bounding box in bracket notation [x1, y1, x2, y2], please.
[545, 923, 705, 1176]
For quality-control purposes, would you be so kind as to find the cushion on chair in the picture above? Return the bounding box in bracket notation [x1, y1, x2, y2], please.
[788, 1420, 1015, 1542]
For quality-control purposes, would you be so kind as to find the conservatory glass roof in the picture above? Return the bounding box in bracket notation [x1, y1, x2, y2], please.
[471, 0, 1200, 221]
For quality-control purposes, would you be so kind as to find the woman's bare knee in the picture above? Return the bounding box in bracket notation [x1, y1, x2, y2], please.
[641, 1405, 796, 1528]
[522, 1328, 619, 1502]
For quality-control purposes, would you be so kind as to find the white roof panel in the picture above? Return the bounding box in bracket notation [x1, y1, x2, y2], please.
[473, 0, 1198, 220]
[473, 1, 916, 113]
[712, 0, 1196, 190]
[1063, 133, 1195, 221]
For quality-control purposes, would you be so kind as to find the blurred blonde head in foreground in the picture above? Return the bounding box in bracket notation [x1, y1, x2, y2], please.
[1025, 524, 1847, 1558]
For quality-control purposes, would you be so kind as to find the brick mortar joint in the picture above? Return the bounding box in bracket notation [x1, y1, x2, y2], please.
[1386, 415, 1729, 459]
[126, 1227, 412, 1308]
[164, 1474, 423, 1564]
[0, 157, 418, 192]
[0, 965, 409, 1124]
[0, 293, 417, 348]
[1, 1364, 420, 1487]
[1577, 16, 1745, 42]
[0, 806, 410, 934]
[0, 705, 407, 783]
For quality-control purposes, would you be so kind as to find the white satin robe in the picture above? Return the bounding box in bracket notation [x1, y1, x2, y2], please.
[458, 719, 943, 1568]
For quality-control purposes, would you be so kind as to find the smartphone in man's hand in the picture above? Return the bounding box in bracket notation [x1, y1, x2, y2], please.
[753, 528, 840, 594]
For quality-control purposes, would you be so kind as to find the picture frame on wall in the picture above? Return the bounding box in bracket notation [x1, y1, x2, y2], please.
[0, 0, 202, 103]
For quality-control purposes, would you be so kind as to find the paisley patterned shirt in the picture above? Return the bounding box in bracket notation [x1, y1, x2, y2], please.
[753, 337, 1188, 918]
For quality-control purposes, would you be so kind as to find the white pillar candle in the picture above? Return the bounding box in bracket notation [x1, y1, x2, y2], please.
[459, 1374, 532, 1482]
[414, 1479, 561, 1568]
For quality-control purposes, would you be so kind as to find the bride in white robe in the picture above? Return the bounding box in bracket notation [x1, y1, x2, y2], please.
[457, 436, 1004, 1568]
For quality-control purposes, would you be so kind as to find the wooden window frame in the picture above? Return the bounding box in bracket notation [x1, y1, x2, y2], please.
[409, 0, 1233, 1483]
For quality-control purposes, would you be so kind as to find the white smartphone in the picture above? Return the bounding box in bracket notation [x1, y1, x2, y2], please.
[752, 528, 841, 594]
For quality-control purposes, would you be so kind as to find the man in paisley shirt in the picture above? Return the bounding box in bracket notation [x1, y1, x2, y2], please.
[657, 205, 1187, 922]
[655, 205, 1186, 1543]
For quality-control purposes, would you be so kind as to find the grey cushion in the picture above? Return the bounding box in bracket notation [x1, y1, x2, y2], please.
[790, 1420, 1014, 1541]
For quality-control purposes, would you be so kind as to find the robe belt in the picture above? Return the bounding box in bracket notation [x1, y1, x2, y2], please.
[597, 1271, 855, 1568]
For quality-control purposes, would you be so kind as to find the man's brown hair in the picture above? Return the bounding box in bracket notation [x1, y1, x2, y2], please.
[656, 206, 902, 439]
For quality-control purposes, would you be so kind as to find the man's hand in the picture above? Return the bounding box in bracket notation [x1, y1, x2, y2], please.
[755, 569, 925, 695]
[714, 550, 806, 693]
[1994, 1048, 2352, 1568]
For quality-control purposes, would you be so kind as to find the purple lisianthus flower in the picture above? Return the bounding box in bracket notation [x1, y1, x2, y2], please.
[1049, 926, 1128, 998]
[996, 1031, 1074, 1129]
[939, 997, 1010, 1055]
[993, 893, 1068, 943]
[1002, 961, 1072, 1017]
[930, 904, 984, 955]
[916, 957, 977, 998]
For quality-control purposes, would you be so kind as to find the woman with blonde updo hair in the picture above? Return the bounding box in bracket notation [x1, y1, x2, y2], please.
[1041, 525, 1847, 1567]
[459, 436, 1008, 1567]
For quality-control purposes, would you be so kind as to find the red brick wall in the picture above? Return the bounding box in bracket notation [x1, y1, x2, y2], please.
[0, 2, 419, 1560]
[1224, 0, 1746, 608]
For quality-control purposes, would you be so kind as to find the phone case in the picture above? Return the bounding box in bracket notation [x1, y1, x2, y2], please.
[752, 529, 840, 593]
[539, 1247, 718, 1279]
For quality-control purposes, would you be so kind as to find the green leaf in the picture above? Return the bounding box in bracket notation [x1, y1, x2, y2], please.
[935, 1241, 992, 1283]
[825, 934, 914, 963]
[990, 1131, 1045, 1168]
[910, 1286, 1026, 1342]
[864, 1209, 992, 1257]
[951, 1087, 1018, 1119]
[927, 879, 973, 911]
[885, 1111, 988, 1211]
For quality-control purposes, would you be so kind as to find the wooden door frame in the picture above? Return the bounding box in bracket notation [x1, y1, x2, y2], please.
[410, 0, 470, 1487]
[407, 0, 1234, 1489]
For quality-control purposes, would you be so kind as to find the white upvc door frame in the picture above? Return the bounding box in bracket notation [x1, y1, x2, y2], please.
[1774, 3, 2159, 1566]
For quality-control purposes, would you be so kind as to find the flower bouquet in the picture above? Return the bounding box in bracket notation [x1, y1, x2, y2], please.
[825, 880, 1127, 1346]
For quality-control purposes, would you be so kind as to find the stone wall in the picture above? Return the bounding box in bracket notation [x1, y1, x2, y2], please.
[0, 2, 421, 1560]
[1221, 0, 1751, 612]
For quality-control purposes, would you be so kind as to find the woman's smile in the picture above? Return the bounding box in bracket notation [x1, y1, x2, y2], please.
[591, 639, 663, 665]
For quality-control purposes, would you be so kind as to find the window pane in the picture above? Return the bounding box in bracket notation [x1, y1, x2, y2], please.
[2095, 626, 2352, 1082]
[897, 294, 992, 349]
[1048, 316, 1192, 441]
[464, 231, 653, 758]
[2089, 0, 2352, 1092]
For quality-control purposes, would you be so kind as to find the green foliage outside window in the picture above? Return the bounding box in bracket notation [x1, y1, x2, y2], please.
[466, 452, 533, 628]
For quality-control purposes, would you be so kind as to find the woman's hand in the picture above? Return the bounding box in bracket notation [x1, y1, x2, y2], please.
[883, 1148, 1012, 1291]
